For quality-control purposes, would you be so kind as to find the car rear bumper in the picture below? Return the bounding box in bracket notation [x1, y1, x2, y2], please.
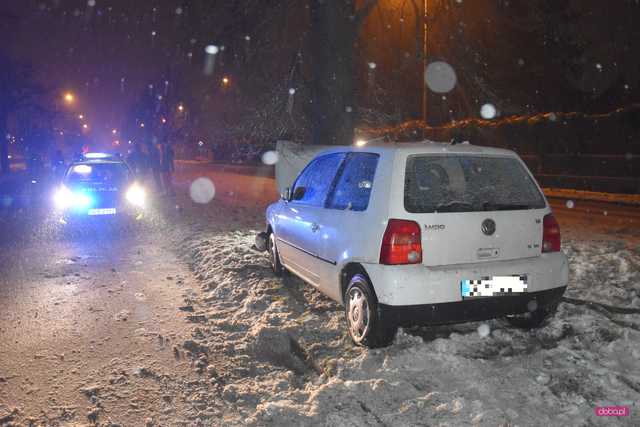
[362, 251, 569, 306]
[380, 286, 566, 327]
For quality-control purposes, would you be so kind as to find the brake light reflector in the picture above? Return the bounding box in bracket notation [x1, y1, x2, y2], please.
[380, 219, 422, 265]
[542, 214, 561, 253]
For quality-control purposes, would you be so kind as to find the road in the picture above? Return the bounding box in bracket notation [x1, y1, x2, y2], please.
[0, 217, 202, 424]
[0, 163, 638, 425]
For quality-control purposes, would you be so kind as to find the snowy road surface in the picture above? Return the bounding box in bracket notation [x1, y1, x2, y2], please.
[0, 163, 639, 426]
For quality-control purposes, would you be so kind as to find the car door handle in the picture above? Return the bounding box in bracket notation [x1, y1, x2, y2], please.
[310, 223, 319, 232]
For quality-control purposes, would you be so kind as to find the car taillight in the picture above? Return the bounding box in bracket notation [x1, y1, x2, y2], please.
[380, 219, 422, 265]
[542, 213, 561, 253]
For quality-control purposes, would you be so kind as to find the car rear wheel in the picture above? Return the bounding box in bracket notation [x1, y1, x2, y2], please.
[268, 232, 285, 276]
[345, 274, 397, 348]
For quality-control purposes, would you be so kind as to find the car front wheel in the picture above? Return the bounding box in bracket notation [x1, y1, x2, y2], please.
[345, 274, 397, 348]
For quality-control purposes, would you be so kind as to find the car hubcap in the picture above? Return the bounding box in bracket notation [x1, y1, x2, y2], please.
[348, 287, 369, 341]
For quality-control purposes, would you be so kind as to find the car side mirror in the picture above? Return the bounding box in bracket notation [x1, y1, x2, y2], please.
[292, 186, 306, 201]
[281, 187, 291, 201]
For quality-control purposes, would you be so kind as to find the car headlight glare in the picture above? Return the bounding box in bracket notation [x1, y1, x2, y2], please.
[54, 185, 73, 209]
[126, 185, 146, 207]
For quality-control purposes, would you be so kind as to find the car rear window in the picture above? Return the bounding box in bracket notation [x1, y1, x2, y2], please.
[404, 155, 546, 213]
[66, 163, 130, 185]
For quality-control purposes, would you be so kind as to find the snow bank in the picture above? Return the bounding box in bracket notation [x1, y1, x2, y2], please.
[176, 228, 640, 426]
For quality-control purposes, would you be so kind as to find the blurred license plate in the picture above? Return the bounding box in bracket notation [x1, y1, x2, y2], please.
[88, 208, 117, 216]
[461, 275, 527, 298]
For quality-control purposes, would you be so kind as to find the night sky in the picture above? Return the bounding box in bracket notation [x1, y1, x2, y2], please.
[3, 1, 212, 144]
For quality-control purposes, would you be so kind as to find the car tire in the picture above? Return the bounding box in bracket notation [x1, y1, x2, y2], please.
[345, 274, 397, 348]
[268, 232, 285, 277]
[506, 303, 558, 329]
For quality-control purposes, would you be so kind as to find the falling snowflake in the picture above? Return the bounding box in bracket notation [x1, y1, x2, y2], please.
[190, 178, 216, 204]
[477, 323, 490, 338]
[480, 103, 497, 119]
[565, 200, 575, 209]
[425, 61, 457, 93]
[261, 151, 279, 165]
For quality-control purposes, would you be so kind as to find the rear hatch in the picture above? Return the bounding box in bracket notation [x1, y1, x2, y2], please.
[403, 153, 547, 267]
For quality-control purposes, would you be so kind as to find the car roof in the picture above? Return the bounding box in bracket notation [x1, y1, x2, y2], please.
[315, 140, 517, 157]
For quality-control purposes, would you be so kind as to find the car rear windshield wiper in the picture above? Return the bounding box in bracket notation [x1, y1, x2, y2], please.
[482, 202, 532, 211]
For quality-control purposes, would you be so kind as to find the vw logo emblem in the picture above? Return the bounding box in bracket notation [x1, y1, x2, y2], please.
[481, 219, 496, 236]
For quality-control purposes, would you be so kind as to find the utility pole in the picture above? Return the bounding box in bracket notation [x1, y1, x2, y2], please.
[422, 0, 428, 125]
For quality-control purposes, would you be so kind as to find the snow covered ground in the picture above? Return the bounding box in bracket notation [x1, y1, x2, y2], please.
[3, 164, 636, 425]
[170, 202, 640, 426]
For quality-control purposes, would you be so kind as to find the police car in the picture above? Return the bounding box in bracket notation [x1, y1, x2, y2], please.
[53, 153, 146, 221]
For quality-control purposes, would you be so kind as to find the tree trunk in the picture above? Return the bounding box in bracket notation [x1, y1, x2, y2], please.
[0, 119, 8, 174]
[309, 0, 377, 146]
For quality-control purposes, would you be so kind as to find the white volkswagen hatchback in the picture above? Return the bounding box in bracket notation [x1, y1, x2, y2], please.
[264, 141, 568, 347]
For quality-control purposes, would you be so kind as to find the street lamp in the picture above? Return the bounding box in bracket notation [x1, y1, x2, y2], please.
[112, 129, 118, 135]
[177, 104, 184, 113]
[222, 76, 230, 86]
[422, 0, 428, 124]
[63, 92, 75, 104]
[78, 114, 84, 120]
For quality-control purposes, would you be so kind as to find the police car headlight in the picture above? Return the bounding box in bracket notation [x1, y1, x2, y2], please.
[126, 185, 146, 207]
[54, 185, 73, 209]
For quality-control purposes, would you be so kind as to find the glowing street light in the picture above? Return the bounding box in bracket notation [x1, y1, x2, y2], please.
[82, 123, 89, 130]
[78, 114, 84, 120]
[63, 92, 75, 104]
[161, 117, 167, 124]
[222, 76, 230, 86]
[140, 122, 145, 128]
[112, 128, 118, 135]
[355, 139, 367, 147]
[177, 104, 184, 113]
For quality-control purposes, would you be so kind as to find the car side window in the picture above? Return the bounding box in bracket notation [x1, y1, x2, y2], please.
[327, 153, 379, 211]
[290, 153, 345, 207]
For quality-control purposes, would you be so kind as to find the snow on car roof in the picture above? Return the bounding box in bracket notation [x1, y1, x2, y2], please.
[316, 140, 517, 157]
